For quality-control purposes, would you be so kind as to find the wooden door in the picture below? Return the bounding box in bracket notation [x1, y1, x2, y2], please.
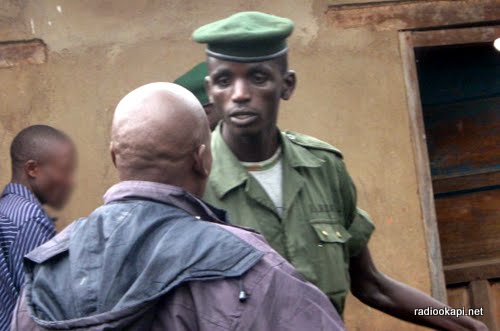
[417, 42, 500, 330]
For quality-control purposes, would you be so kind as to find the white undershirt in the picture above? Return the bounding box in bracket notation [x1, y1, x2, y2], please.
[241, 148, 284, 216]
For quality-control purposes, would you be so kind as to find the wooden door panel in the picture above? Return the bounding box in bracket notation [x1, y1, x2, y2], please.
[424, 97, 500, 178]
[447, 285, 470, 309]
[435, 189, 500, 266]
[493, 281, 500, 327]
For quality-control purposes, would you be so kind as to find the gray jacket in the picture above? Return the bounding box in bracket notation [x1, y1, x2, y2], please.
[12, 181, 344, 331]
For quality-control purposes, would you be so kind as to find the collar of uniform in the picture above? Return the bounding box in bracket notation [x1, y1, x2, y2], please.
[210, 123, 250, 198]
[2, 182, 42, 205]
[280, 131, 325, 168]
[103, 180, 228, 224]
[210, 124, 324, 198]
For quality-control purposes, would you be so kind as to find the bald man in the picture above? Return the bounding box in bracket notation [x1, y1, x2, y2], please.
[11, 83, 345, 331]
[0, 125, 76, 331]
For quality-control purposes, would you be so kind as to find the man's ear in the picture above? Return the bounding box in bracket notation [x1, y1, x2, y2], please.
[281, 70, 297, 101]
[24, 160, 38, 179]
[111, 151, 117, 168]
[204, 76, 214, 104]
[193, 144, 211, 178]
[110, 143, 117, 168]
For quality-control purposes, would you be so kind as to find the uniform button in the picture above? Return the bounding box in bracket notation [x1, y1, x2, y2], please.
[335, 231, 342, 238]
[321, 230, 328, 236]
[195, 216, 201, 219]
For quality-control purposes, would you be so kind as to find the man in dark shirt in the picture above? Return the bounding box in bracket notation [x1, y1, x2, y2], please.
[0, 125, 76, 330]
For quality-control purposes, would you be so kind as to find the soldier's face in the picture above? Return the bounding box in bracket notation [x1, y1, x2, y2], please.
[206, 57, 295, 136]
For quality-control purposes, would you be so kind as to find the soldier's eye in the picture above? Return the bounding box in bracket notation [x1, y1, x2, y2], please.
[251, 72, 268, 84]
[215, 76, 231, 87]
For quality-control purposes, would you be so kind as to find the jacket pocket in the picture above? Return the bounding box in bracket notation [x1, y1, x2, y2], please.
[307, 219, 351, 312]
[309, 220, 352, 244]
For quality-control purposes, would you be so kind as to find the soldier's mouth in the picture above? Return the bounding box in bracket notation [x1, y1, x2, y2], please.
[229, 112, 258, 126]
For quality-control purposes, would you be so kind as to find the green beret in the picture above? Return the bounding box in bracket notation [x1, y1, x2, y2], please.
[192, 11, 294, 62]
[173, 62, 209, 106]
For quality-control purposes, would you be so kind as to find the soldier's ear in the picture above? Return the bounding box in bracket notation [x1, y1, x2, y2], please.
[204, 76, 214, 104]
[281, 70, 296, 101]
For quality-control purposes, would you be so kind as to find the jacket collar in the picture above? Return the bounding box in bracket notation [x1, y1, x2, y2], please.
[210, 124, 325, 199]
[209, 125, 249, 199]
[104, 181, 228, 224]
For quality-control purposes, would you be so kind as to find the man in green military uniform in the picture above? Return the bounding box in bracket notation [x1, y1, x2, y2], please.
[193, 11, 487, 331]
[174, 62, 222, 130]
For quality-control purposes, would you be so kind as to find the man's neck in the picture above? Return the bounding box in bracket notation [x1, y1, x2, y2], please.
[11, 175, 32, 192]
[118, 172, 204, 198]
[222, 124, 280, 163]
[10, 174, 45, 204]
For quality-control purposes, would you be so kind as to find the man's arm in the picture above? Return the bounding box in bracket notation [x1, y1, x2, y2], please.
[349, 247, 488, 331]
[9, 217, 55, 290]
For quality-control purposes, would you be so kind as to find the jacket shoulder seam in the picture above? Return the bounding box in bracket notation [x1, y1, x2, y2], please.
[283, 131, 343, 159]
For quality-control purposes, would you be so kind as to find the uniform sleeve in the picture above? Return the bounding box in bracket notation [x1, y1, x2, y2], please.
[336, 160, 375, 257]
[9, 216, 55, 291]
[347, 208, 375, 257]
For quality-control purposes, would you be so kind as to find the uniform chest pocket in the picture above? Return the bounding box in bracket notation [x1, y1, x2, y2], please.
[307, 219, 351, 310]
[310, 219, 352, 244]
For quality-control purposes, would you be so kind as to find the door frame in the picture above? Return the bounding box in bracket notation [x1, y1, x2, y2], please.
[398, 25, 500, 303]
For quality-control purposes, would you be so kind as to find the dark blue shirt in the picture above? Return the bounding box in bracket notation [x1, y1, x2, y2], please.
[0, 183, 56, 331]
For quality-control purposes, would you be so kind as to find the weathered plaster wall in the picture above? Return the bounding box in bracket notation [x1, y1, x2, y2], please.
[0, 1, 431, 329]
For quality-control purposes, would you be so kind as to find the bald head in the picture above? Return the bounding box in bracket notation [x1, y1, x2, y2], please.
[111, 82, 212, 196]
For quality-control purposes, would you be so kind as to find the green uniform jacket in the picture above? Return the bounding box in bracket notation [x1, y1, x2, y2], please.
[204, 125, 375, 315]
